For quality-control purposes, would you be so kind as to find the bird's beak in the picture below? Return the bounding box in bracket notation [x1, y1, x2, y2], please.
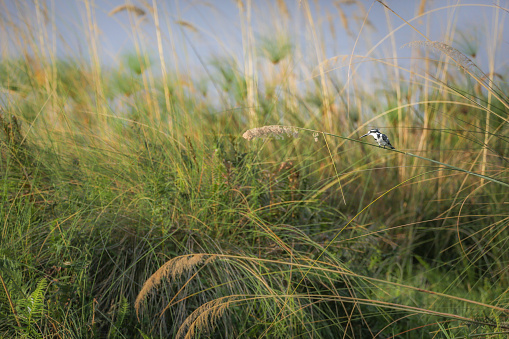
[360, 133, 369, 139]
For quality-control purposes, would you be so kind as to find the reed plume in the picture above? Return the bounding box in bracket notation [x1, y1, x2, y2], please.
[109, 4, 146, 17]
[405, 41, 483, 77]
[175, 296, 238, 339]
[135, 254, 215, 318]
[242, 125, 299, 141]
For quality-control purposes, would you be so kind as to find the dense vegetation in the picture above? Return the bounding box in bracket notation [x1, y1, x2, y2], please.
[0, 1, 508, 338]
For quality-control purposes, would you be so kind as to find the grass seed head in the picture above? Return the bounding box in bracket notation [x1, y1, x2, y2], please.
[135, 254, 214, 319]
[109, 5, 146, 17]
[242, 125, 299, 141]
[406, 41, 479, 75]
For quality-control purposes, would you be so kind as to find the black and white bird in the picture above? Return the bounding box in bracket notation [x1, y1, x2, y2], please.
[360, 128, 395, 149]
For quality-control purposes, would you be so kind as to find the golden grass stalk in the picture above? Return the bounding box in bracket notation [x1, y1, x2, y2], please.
[243, 125, 345, 205]
[151, 0, 173, 129]
[276, 0, 290, 20]
[135, 254, 215, 318]
[407, 40, 509, 116]
[176, 296, 238, 339]
[238, 0, 258, 125]
[303, 0, 332, 130]
[0, 272, 21, 327]
[108, 4, 146, 17]
[243, 125, 509, 188]
[418, 0, 427, 17]
[234, 0, 244, 11]
[334, 3, 351, 36]
[175, 20, 198, 33]
[203, 254, 509, 312]
[175, 292, 507, 338]
[381, 0, 509, 113]
[405, 41, 480, 76]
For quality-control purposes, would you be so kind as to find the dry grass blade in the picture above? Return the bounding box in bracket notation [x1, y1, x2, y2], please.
[418, 0, 427, 16]
[235, 0, 244, 11]
[405, 41, 482, 76]
[4, 1, 509, 337]
[276, 0, 290, 19]
[176, 296, 238, 339]
[313, 54, 368, 76]
[337, 0, 357, 5]
[109, 4, 146, 17]
[334, 3, 351, 35]
[406, 40, 509, 110]
[135, 254, 213, 318]
[0, 272, 21, 327]
[175, 291, 509, 338]
[176, 20, 198, 33]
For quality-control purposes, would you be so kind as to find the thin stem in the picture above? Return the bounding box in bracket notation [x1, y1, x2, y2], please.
[0, 272, 21, 327]
[296, 127, 509, 188]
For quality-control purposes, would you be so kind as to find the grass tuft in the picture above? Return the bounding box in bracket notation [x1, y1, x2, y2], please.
[1, 1, 508, 337]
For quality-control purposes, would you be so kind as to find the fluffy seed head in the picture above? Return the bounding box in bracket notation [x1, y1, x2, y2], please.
[242, 125, 299, 141]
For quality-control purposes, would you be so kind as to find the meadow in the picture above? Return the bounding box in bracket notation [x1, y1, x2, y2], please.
[0, 1, 508, 338]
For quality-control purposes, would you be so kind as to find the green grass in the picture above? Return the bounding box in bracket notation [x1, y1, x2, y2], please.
[1, 1, 508, 338]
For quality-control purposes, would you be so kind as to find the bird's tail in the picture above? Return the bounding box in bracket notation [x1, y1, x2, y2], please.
[390, 144, 395, 149]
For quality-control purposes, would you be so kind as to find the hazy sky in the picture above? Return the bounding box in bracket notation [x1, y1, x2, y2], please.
[2, 1, 508, 77]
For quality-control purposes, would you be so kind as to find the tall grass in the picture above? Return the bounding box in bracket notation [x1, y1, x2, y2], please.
[0, 1, 508, 338]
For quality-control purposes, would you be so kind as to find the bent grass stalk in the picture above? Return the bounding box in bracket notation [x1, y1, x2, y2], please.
[258, 169, 442, 337]
[176, 294, 506, 339]
[243, 125, 508, 336]
[379, 0, 509, 113]
[243, 125, 509, 188]
[137, 250, 508, 337]
[0, 272, 21, 327]
[165, 255, 509, 337]
[145, 254, 509, 316]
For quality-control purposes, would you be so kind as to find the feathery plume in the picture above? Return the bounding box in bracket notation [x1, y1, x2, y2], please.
[405, 41, 483, 77]
[135, 254, 214, 318]
[109, 5, 146, 17]
[176, 20, 198, 33]
[176, 296, 238, 339]
[242, 125, 299, 141]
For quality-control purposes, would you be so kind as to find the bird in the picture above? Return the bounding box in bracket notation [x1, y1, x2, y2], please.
[360, 128, 395, 149]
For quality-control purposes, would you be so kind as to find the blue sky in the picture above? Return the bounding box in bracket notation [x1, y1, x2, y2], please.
[2, 0, 508, 78]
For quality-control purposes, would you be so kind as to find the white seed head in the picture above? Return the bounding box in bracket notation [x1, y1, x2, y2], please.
[242, 125, 299, 141]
